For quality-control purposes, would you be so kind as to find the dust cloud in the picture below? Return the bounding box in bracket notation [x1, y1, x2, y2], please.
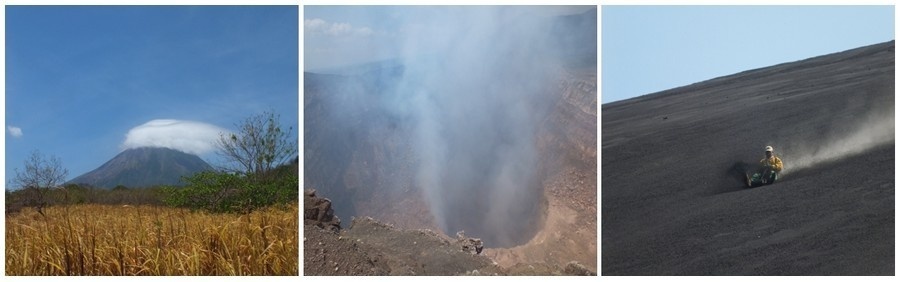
[782, 107, 894, 173]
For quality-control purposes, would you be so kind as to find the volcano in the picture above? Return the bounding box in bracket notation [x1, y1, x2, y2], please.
[68, 147, 213, 189]
[304, 7, 597, 272]
[602, 41, 894, 275]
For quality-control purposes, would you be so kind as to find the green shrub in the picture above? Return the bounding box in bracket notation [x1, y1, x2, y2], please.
[163, 168, 297, 213]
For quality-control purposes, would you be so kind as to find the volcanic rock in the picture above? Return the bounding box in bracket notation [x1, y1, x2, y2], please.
[304, 189, 342, 232]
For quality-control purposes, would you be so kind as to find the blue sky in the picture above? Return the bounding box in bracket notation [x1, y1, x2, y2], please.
[6, 6, 299, 185]
[603, 5, 894, 103]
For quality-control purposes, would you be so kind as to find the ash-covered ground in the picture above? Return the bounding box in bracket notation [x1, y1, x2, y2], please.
[602, 41, 894, 275]
[303, 190, 595, 275]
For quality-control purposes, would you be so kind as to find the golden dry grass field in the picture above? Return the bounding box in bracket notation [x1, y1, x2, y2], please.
[6, 204, 298, 275]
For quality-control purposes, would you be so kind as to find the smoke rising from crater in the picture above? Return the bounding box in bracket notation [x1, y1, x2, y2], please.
[387, 7, 590, 246]
[307, 6, 595, 247]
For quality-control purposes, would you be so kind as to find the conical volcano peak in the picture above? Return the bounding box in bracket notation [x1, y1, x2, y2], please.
[68, 146, 213, 189]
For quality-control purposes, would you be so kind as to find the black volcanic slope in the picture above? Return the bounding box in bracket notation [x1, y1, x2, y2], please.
[68, 147, 213, 189]
[602, 41, 894, 275]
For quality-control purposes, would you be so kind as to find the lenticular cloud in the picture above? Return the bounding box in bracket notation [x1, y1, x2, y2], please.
[122, 119, 229, 155]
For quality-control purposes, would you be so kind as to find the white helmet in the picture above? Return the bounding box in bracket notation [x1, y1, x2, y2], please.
[765, 146, 774, 152]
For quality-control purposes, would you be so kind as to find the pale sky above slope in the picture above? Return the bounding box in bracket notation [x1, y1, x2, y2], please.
[603, 5, 894, 103]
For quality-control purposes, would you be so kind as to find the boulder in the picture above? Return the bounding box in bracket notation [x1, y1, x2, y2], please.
[455, 231, 484, 255]
[304, 189, 342, 232]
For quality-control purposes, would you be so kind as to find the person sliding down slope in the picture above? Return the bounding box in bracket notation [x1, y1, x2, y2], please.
[746, 145, 784, 187]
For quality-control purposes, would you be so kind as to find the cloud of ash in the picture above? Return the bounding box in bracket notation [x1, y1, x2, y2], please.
[782, 106, 894, 173]
[121, 119, 229, 155]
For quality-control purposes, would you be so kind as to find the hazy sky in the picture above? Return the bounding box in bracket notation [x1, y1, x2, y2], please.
[6, 6, 299, 183]
[304, 5, 595, 71]
[603, 5, 894, 103]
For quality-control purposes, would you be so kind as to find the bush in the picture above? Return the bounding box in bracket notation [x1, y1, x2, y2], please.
[164, 168, 297, 213]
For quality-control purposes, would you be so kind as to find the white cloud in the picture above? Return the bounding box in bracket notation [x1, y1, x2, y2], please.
[355, 26, 374, 36]
[7, 126, 23, 138]
[305, 18, 327, 30]
[121, 119, 229, 155]
[305, 18, 374, 37]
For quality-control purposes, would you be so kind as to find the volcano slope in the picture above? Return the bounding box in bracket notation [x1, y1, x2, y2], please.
[602, 41, 894, 275]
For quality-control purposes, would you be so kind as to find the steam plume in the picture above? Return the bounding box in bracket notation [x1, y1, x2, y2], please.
[309, 6, 595, 247]
[387, 7, 577, 246]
